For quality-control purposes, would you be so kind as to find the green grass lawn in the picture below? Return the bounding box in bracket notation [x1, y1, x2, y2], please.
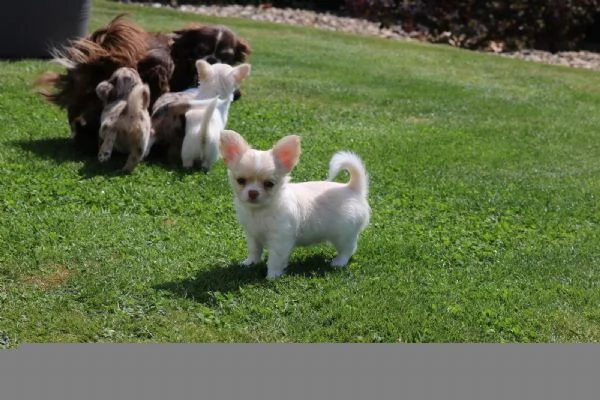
[1, 0, 599, 344]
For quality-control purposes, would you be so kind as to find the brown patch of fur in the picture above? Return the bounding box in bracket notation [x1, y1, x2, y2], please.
[137, 47, 175, 109]
[87, 13, 150, 66]
[21, 264, 71, 290]
[150, 93, 197, 164]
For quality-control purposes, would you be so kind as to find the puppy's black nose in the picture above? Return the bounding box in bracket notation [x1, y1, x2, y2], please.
[204, 55, 219, 64]
[248, 190, 259, 201]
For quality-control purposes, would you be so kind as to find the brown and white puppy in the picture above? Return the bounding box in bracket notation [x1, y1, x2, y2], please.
[146, 92, 192, 164]
[149, 59, 251, 166]
[169, 24, 252, 92]
[96, 67, 152, 173]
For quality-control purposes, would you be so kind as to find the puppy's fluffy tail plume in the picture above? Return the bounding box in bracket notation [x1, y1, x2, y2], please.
[127, 84, 151, 112]
[196, 97, 218, 147]
[327, 151, 369, 197]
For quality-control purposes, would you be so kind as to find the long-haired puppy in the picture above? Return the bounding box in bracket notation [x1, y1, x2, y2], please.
[36, 14, 153, 154]
[150, 59, 251, 167]
[169, 24, 252, 92]
[36, 14, 252, 158]
[220, 130, 371, 279]
[96, 68, 152, 173]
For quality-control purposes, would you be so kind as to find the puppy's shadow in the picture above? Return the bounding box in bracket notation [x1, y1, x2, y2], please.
[12, 137, 196, 178]
[154, 255, 337, 305]
[12, 137, 129, 178]
[13, 137, 89, 164]
[286, 254, 337, 278]
[144, 150, 208, 179]
[154, 262, 265, 305]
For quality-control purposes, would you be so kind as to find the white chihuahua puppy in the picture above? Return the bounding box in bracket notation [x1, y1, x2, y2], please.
[220, 130, 371, 279]
[181, 60, 251, 170]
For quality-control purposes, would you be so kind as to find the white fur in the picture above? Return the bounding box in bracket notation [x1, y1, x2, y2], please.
[221, 131, 371, 279]
[180, 61, 251, 171]
[181, 98, 225, 170]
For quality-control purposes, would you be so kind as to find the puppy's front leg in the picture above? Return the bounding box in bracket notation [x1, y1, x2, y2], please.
[265, 239, 294, 280]
[240, 235, 263, 267]
[98, 126, 116, 163]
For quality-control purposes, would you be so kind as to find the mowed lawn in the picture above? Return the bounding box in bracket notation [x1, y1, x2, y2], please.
[1, 0, 599, 345]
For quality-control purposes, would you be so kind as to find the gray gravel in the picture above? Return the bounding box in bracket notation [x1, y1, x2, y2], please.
[144, 2, 600, 71]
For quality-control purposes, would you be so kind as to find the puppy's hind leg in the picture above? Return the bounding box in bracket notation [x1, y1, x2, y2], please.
[122, 146, 144, 173]
[122, 125, 150, 173]
[180, 132, 196, 169]
[330, 231, 360, 268]
[98, 126, 116, 163]
[200, 140, 220, 172]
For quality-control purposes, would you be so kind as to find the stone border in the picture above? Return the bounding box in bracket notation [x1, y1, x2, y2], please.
[142, 2, 600, 72]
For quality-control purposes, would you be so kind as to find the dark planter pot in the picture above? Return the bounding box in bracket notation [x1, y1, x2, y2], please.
[0, 0, 92, 59]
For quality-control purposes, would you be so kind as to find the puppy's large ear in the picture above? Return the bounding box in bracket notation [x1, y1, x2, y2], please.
[220, 130, 251, 168]
[272, 135, 301, 173]
[230, 64, 251, 85]
[234, 38, 252, 63]
[96, 81, 114, 103]
[195, 59, 213, 83]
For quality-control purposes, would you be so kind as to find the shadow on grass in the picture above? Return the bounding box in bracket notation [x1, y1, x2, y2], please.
[12, 137, 203, 179]
[13, 137, 90, 163]
[154, 255, 338, 305]
[13, 137, 124, 178]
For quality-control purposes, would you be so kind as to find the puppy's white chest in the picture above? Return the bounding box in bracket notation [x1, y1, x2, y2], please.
[237, 205, 297, 241]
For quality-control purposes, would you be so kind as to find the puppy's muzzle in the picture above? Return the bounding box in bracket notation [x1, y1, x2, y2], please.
[248, 190, 259, 201]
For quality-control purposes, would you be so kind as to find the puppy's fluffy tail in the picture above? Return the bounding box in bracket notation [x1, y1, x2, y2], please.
[127, 84, 151, 112]
[327, 151, 369, 198]
[196, 97, 218, 147]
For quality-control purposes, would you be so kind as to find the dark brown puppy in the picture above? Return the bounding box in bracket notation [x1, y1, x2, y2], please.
[36, 14, 153, 154]
[169, 24, 252, 92]
[137, 32, 175, 109]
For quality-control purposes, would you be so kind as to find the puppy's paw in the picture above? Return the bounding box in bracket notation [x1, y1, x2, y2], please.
[200, 161, 213, 173]
[266, 270, 285, 280]
[240, 257, 258, 267]
[121, 165, 135, 174]
[98, 150, 112, 163]
[331, 255, 350, 268]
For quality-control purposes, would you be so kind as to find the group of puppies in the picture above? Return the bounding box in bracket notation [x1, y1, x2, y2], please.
[37, 14, 251, 172]
[36, 14, 371, 279]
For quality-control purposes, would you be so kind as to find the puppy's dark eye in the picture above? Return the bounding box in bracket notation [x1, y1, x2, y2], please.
[236, 177, 246, 185]
[263, 180, 275, 189]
